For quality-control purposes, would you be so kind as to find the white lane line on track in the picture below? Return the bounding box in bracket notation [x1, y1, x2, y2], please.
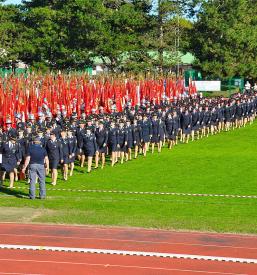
[0, 244, 256, 264]
[2, 186, 257, 199]
[1, 233, 257, 250]
[1, 222, 257, 240]
[0, 259, 248, 275]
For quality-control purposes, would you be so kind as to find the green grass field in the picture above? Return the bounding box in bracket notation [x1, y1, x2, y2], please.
[1, 122, 257, 234]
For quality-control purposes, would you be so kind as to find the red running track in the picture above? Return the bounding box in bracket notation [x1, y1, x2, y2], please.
[0, 223, 256, 275]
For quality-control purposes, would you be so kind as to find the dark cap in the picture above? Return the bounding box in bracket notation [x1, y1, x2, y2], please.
[79, 119, 86, 124]
[9, 135, 17, 141]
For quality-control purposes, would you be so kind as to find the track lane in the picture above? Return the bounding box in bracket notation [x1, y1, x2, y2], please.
[0, 234, 257, 259]
[0, 249, 256, 275]
[0, 223, 257, 259]
[0, 223, 256, 275]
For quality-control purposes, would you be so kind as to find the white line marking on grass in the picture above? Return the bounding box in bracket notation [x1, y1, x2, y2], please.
[2, 186, 257, 199]
[0, 244, 256, 264]
[0, 259, 248, 275]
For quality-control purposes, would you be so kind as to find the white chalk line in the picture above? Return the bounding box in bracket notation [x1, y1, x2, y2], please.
[1, 186, 257, 199]
[0, 244, 256, 265]
[0, 233, 257, 250]
[0, 258, 248, 275]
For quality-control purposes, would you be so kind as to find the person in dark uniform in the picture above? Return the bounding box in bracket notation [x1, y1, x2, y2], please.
[230, 101, 236, 130]
[36, 112, 46, 129]
[125, 120, 133, 161]
[0, 135, 22, 188]
[191, 108, 200, 141]
[210, 107, 218, 135]
[24, 123, 33, 145]
[132, 119, 142, 158]
[15, 113, 26, 130]
[67, 128, 77, 176]
[181, 109, 192, 143]
[51, 120, 61, 138]
[217, 104, 224, 133]
[15, 129, 26, 181]
[198, 106, 205, 138]
[70, 117, 78, 134]
[27, 114, 37, 132]
[141, 114, 152, 156]
[224, 103, 231, 132]
[242, 99, 248, 127]
[78, 127, 98, 173]
[37, 128, 47, 148]
[235, 101, 243, 129]
[158, 117, 166, 152]
[172, 111, 180, 145]
[46, 132, 63, 186]
[95, 121, 108, 169]
[117, 120, 128, 164]
[151, 113, 160, 153]
[59, 129, 70, 180]
[76, 120, 86, 167]
[5, 119, 16, 138]
[22, 136, 49, 199]
[165, 112, 173, 149]
[108, 121, 118, 167]
[247, 98, 254, 125]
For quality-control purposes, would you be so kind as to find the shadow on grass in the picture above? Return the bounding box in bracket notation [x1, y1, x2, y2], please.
[0, 186, 28, 199]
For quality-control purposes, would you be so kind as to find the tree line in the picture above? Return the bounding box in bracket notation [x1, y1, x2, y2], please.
[0, 0, 256, 79]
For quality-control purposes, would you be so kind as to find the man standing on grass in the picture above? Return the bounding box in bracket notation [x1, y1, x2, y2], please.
[22, 137, 49, 199]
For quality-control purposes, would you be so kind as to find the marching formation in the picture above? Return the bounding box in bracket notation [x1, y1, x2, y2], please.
[0, 75, 196, 126]
[0, 89, 256, 189]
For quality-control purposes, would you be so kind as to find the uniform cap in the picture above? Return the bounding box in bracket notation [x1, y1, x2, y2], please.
[71, 112, 77, 118]
[9, 135, 17, 141]
[29, 114, 35, 120]
[79, 119, 86, 124]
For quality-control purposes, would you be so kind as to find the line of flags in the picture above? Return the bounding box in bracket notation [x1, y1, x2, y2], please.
[0, 74, 197, 126]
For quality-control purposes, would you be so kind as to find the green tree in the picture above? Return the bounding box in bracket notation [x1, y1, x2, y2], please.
[20, 6, 60, 70]
[96, 0, 152, 71]
[190, 0, 257, 79]
[21, 0, 102, 70]
[0, 3, 25, 69]
[149, 0, 192, 72]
